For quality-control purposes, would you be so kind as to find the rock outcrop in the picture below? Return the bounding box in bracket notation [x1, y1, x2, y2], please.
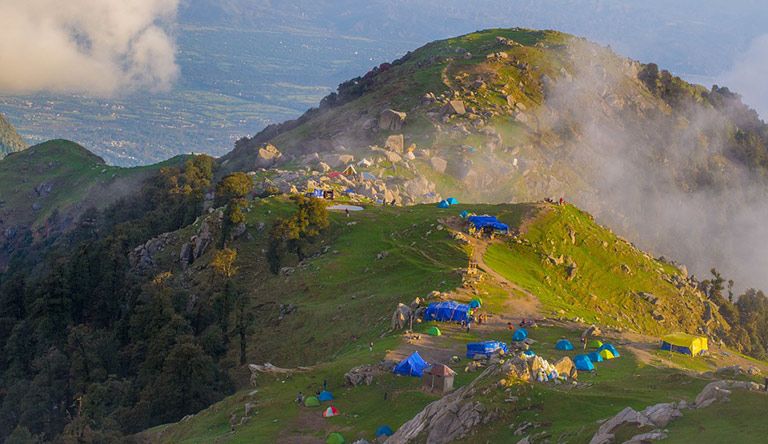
[254, 143, 283, 169]
[180, 219, 214, 270]
[379, 109, 407, 131]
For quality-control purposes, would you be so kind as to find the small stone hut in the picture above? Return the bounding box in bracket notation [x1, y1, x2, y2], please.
[422, 364, 456, 394]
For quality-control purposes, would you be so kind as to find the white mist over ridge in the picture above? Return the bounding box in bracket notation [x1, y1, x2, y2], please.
[0, 0, 180, 97]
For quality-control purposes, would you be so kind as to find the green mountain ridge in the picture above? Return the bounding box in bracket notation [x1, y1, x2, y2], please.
[0, 113, 27, 157]
[3, 28, 768, 444]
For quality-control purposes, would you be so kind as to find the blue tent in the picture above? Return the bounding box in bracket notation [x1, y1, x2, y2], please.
[467, 215, 509, 234]
[556, 340, 574, 350]
[423, 302, 471, 323]
[376, 425, 394, 437]
[574, 354, 595, 371]
[437, 200, 450, 208]
[460, 210, 469, 218]
[393, 352, 430, 377]
[598, 344, 620, 357]
[469, 299, 482, 309]
[523, 350, 536, 356]
[466, 341, 508, 358]
[317, 391, 334, 402]
[308, 189, 324, 198]
[447, 197, 459, 205]
[512, 328, 528, 341]
[588, 351, 604, 362]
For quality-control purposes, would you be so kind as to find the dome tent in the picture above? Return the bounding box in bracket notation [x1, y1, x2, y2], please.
[427, 326, 442, 336]
[304, 396, 320, 407]
[556, 339, 574, 350]
[574, 354, 595, 371]
[512, 328, 528, 341]
[326, 432, 345, 444]
[447, 197, 459, 205]
[598, 344, 620, 357]
[437, 200, 450, 208]
[317, 390, 334, 402]
[469, 297, 482, 309]
[599, 349, 615, 360]
[322, 406, 340, 417]
[377, 425, 394, 436]
[589, 339, 604, 349]
[588, 351, 603, 362]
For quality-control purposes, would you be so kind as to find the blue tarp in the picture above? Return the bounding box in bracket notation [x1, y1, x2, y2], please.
[523, 350, 536, 356]
[447, 197, 459, 205]
[466, 341, 508, 358]
[361, 172, 378, 180]
[376, 425, 394, 437]
[309, 189, 324, 198]
[588, 351, 603, 362]
[574, 354, 595, 371]
[512, 328, 528, 341]
[556, 340, 574, 350]
[437, 200, 450, 208]
[424, 302, 471, 323]
[317, 391, 334, 402]
[393, 351, 429, 377]
[467, 215, 509, 233]
[598, 344, 620, 357]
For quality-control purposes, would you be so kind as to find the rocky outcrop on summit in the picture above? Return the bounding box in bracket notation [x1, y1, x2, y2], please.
[254, 143, 283, 169]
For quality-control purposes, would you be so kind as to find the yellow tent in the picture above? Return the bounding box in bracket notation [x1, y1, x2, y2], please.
[661, 333, 708, 356]
[599, 349, 615, 360]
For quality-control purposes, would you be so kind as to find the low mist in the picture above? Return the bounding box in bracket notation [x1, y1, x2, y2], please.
[723, 33, 768, 121]
[0, 0, 180, 97]
[541, 40, 768, 294]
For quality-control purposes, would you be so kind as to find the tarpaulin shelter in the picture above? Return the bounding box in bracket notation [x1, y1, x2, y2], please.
[393, 351, 430, 377]
[304, 396, 320, 407]
[342, 165, 358, 176]
[437, 200, 450, 208]
[317, 391, 334, 402]
[556, 340, 574, 350]
[447, 197, 459, 205]
[467, 215, 509, 234]
[322, 406, 340, 417]
[361, 172, 377, 180]
[574, 354, 595, 371]
[327, 172, 341, 178]
[512, 328, 528, 341]
[588, 351, 603, 362]
[423, 302, 471, 323]
[326, 432, 344, 444]
[466, 341, 507, 358]
[660, 333, 708, 356]
[597, 344, 620, 357]
[427, 326, 442, 336]
[376, 425, 394, 437]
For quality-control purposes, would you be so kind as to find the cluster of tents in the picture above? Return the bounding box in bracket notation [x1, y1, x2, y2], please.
[555, 340, 621, 372]
[437, 197, 459, 208]
[304, 390, 335, 408]
[325, 425, 393, 444]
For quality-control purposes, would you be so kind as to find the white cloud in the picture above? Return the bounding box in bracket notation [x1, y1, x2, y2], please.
[723, 34, 768, 120]
[0, 0, 180, 97]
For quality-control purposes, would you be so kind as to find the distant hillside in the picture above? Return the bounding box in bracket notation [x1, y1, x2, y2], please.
[0, 139, 188, 267]
[0, 113, 27, 157]
[224, 27, 768, 294]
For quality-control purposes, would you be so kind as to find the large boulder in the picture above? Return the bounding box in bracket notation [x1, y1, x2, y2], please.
[430, 157, 448, 174]
[379, 109, 407, 130]
[554, 356, 576, 379]
[501, 356, 531, 382]
[392, 303, 413, 329]
[385, 134, 405, 153]
[255, 143, 283, 168]
[384, 151, 402, 163]
[694, 381, 732, 409]
[589, 407, 653, 444]
[641, 403, 682, 427]
[440, 100, 466, 116]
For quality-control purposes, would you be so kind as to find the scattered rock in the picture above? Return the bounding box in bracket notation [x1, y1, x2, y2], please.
[430, 157, 448, 174]
[440, 100, 466, 116]
[255, 143, 283, 168]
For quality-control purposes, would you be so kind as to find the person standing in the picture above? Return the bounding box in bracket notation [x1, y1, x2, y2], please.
[323, 379, 327, 391]
[369, 341, 374, 352]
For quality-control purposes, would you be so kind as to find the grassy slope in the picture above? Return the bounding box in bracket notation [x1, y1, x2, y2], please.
[0, 139, 187, 239]
[137, 200, 766, 443]
[0, 113, 27, 157]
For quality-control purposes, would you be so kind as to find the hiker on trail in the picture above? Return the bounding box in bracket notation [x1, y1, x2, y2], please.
[508, 322, 514, 330]
[297, 392, 303, 404]
[369, 341, 374, 352]
[230, 412, 237, 431]
[580, 337, 587, 350]
[520, 317, 526, 328]
[323, 379, 327, 391]
[345, 208, 350, 217]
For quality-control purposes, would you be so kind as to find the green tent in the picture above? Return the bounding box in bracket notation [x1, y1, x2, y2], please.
[427, 326, 442, 336]
[304, 396, 320, 407]
[589, 339, 603, 349]
[326, 432, 345, 444]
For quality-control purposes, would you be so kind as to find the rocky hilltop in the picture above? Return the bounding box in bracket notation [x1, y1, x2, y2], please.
[0, 113, 27, 157]
[224, 28, 768, 292]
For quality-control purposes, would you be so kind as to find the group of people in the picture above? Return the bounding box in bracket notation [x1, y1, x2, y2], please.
[543, 197, 564, 205]
[295, 379, 328, 404]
